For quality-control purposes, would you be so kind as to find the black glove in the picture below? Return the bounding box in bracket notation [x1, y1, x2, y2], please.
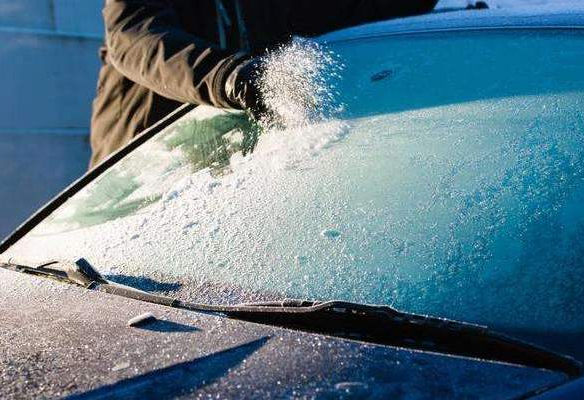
[223, 57, 266, 121]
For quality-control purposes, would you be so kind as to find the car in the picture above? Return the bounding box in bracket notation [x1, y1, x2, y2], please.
[2, 6, 584, 400]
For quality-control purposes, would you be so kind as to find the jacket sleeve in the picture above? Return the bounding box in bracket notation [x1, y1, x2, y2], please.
[103, 0, 245, 108]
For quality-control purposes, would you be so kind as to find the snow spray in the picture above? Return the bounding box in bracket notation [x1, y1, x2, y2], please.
[255, 37, 344, 128]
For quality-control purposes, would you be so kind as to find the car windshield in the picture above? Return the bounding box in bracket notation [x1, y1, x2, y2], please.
[4, 29, 584, 362]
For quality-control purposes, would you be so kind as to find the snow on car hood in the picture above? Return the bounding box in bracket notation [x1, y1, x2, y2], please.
[0, 268, 568, 399]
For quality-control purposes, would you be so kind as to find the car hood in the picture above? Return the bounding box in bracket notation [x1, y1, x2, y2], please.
[0, 268, 567, 400]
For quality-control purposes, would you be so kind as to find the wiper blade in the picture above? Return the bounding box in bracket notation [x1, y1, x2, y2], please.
[179, 299, 582, 379]
[2, 259, 581, 378]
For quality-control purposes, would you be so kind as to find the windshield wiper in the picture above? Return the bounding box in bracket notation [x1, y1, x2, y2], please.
[179, 299, 582, 379]
[2, 258, 582, 378]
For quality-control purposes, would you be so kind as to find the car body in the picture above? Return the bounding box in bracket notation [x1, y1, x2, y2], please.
[2, 6, 584, 400]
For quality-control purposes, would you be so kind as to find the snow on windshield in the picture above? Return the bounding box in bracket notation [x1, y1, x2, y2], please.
[5, 31, 584, 358]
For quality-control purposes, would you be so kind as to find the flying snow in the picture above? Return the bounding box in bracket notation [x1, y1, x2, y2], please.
[255, 37, 345, 128]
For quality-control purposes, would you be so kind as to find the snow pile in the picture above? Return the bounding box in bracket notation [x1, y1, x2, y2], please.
[242, 119, 349, 171]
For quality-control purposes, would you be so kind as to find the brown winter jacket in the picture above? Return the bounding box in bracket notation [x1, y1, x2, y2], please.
[90, 0, 438, 166]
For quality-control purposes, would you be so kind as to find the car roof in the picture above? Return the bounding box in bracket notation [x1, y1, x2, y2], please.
[318, 4, 584, 43]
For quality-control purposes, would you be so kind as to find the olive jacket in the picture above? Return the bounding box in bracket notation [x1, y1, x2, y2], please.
[90, 0, 438, 166]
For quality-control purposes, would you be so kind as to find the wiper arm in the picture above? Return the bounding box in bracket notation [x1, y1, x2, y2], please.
[1, 258, 176, 306]
[2, 259, 581, 378]
[2, 258, 108, 287]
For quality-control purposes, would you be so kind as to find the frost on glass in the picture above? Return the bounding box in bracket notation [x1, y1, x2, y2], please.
[5, 31, 584, 359]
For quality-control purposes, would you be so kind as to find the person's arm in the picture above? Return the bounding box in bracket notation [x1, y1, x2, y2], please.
[103, 0, 245, 108]
[288, 0, 439, 36]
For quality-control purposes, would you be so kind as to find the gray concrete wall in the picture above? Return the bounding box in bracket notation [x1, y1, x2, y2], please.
[0, 134, 91, 237]
[53, 0, 104, 36]
[0, 0, 54, 30]
[0, 1, 103, 239]
[0, 30, 101, 133]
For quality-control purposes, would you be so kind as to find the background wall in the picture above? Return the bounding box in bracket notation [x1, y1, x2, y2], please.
[0, 0, 103, 238]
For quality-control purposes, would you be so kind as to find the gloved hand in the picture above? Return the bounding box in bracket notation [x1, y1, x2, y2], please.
[223, 57, 267, 121]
